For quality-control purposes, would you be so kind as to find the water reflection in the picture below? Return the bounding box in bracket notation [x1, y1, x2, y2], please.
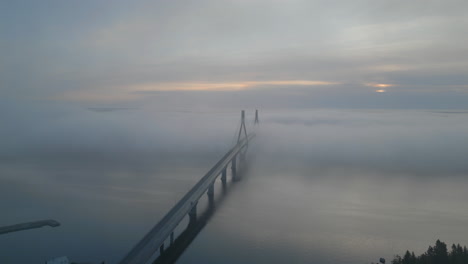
[152, 157, 250, 264]
[153, 177, 235, 264]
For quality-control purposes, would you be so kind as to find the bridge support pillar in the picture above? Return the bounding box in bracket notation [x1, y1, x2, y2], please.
[189, 202, 197, 225]
[221, 167, 227, 186]
[160, 243, 165, 254]
[207, 182, 214, 202]
[240, 152, 246, 163]
[231, 155, 238, 181]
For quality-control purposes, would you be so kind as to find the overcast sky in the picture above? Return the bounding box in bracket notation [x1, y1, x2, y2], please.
[1, 0, 468, 109]
[2, 4, 468, 262]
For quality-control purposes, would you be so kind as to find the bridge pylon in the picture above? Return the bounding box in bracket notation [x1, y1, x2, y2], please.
[234, 110, 249, 181]
[254, 109, 259, 125]
[237, 110, 248, 143]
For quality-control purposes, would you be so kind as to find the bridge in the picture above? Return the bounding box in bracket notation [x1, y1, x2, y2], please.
[119, 110, 259, 264]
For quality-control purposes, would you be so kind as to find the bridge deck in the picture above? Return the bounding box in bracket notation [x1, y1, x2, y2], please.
[119, 133, 255, 264]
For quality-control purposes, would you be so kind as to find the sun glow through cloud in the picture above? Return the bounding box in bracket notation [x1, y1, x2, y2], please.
[366, 83, 393, 88]
[366, 83, 393, 93]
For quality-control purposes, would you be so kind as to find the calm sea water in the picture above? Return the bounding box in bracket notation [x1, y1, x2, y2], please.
[1, 108, 468, 263]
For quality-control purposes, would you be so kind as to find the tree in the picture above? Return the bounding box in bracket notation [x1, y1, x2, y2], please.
[433, 239, 448, 264]
[392, 255, 402, 264]
[391, 240, 467, 264]
[403, 250, 417, 264]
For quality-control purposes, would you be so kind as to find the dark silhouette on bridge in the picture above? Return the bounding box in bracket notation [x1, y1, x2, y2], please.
[0, 219, 60, 235]
[119, 110, 258, 264]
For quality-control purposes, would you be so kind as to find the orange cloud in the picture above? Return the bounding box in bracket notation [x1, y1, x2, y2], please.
[49, 80, 339, 102]
[135, 80, 339, 92]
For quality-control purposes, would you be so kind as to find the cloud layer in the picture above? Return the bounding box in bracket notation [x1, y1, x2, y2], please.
[1, 0, 468, 107]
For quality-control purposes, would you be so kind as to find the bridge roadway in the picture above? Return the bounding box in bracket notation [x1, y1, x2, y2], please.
[119, 133, 255, 264]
